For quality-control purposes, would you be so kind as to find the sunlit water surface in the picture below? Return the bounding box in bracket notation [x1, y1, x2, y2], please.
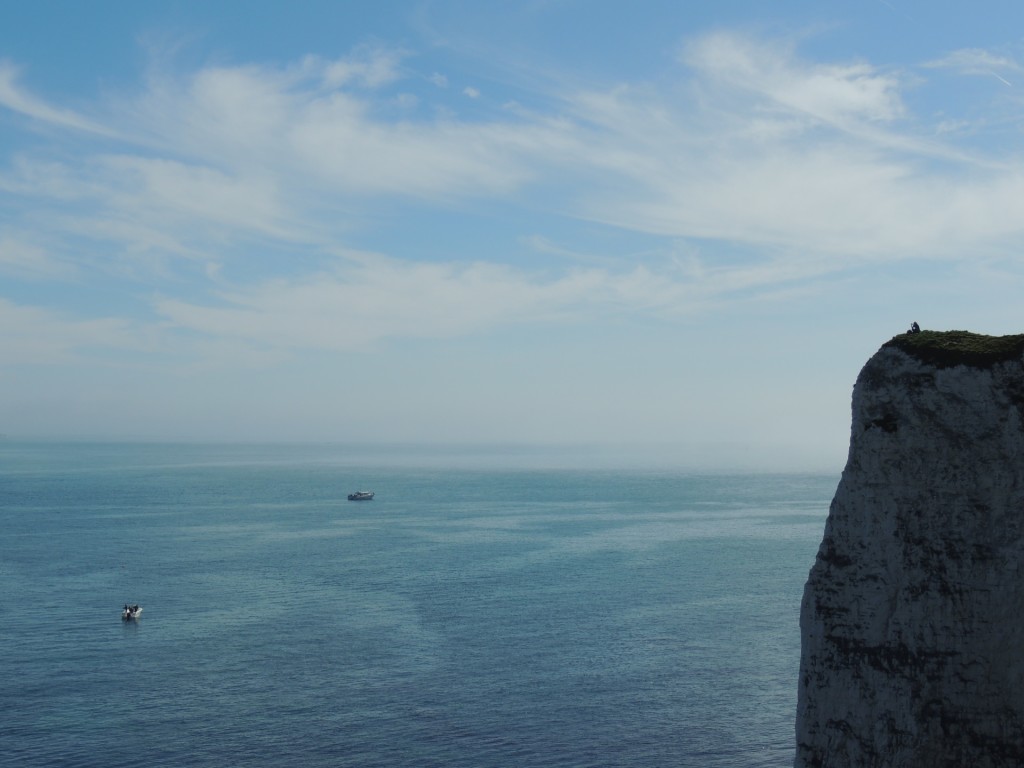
[1, 442, 833, 767]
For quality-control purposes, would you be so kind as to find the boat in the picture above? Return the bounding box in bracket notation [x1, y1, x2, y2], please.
[347, 491, 374, 501]
[122, 604, 142, 621]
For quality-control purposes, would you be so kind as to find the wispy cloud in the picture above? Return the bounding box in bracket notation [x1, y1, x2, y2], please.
[152, 251, 642, 351]
[0, 234, 70, 279]
[126, 52, 572, 204]
[0, 60, 118, 136]
[4, 31, 1024, 361]
[925, 47, 1021, 85]
[319, 44, 407, 89]
[555, 33, 1024, 258]
[0, 299, 144, 364]
[684, 32, 906, 125]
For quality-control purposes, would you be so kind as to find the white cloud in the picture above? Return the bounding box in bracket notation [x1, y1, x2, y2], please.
[4, 30, 1024, 365]
[96, 155, 298, 240]
[153, 252, 610, 350]
[147, 242, 852, 354]
[0, 299, 143, 364]
[551, 33, 1024, 259]
[393, 92, 419, 109]
[320, 45, 406, 89]
[0, 60, 117, 136]
[0, 235, 69, 278]
[285, 96, 553, 198]
[683, 32, 905, 126]
[925, 48, 1021, 78]
[121, 52, 574, 206]
[0, 48, 580, 275]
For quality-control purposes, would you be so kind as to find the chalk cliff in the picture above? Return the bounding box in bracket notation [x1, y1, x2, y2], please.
[795, 330, 1024, 768]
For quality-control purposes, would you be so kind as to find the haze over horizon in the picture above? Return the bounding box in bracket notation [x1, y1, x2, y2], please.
[3, 1, 1024, 470]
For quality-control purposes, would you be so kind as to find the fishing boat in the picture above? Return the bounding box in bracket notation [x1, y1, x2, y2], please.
[347, 491, 374, 501]
[122, 604, 142, 621]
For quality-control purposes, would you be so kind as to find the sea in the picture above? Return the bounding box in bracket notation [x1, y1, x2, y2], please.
[0, 442, 836, 768]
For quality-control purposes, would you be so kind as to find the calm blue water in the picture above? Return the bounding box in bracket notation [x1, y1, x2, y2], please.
[0, 442, 833, 767]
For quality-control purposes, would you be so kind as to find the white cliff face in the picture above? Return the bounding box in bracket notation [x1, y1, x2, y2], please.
[796, 337, 1024, 768]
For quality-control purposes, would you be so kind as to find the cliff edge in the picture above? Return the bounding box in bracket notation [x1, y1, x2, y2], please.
[796, 330, 1024, 768]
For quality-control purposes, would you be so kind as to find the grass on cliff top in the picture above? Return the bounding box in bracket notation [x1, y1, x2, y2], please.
[885, 330, 1024, 368]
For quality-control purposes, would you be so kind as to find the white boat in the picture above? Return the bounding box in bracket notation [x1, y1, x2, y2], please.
[347, 491, 374, 501]
[122, 604, 142, 621]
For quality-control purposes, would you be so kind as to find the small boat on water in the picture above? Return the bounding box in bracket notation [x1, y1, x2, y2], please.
[122, 604, 142, 621]
[347, 491, 374, 501]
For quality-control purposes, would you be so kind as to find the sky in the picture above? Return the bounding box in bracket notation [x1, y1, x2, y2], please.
[3, 0, 1024, 469]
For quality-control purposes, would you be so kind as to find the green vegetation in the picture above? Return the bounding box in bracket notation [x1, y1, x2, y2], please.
[885, 330, 1024, 369]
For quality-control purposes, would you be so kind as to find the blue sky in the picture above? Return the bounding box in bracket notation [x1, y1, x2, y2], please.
[3, 1, 1024, 468]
